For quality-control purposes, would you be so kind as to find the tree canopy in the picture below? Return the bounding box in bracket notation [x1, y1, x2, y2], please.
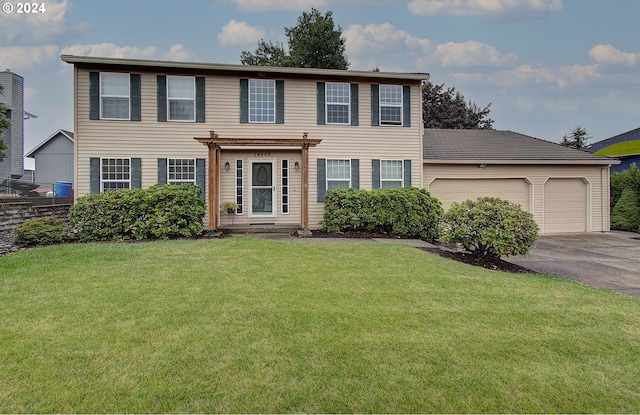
[422, 82, 493, 129]
[240, 8, 349, 69]
[0, 85, 11, 162]
[560, 126, 591, 150]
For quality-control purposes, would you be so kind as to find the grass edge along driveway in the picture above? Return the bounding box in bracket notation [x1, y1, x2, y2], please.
[0, 237, 639, 413]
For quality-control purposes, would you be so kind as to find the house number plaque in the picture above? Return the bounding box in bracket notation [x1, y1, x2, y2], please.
[254, 152, 271, 157]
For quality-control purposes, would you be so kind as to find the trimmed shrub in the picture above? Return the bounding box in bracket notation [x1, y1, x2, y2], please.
[69, 184, 206, 242]
[14, 217, 68, 247]
[611, 188, 640, 232]
[611, 163, 640, 208]
[321, 187, 443, 242]
[441, 197, 539, 260]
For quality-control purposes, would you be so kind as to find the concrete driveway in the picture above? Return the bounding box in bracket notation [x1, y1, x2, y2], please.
[507, 231, 640, 298]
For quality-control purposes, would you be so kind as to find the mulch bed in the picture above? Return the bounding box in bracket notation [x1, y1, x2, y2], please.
[312, 230, 537, 274]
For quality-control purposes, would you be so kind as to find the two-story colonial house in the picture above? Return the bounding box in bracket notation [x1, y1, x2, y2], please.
[62, 55, 617, 234]
[61, 55, 426, 234]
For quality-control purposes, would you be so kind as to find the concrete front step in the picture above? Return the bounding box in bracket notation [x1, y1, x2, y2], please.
[218, 225, 302, 234]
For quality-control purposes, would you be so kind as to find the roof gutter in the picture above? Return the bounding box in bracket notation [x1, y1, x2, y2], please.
[422, 159, 621, 165]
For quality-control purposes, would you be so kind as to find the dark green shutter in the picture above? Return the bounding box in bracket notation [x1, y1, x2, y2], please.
[196, 158, 206, 199]
[157, 158, 167, 185]
[317, 82, 325, 125]
[276, 80, 284, 124]
[196, 77, 205, 123]
[239, 79, 248, 123]
[131, 158, 142, 189]
[350, 84, 359, 126]
[89, 72, 100, 120]
[130, 74, 141, 121]
[351, 159, 359, 189]
[372, 159, 380, 189]
[403, 160, 412, 187]
[89, 157, 100, 194]
[317, 158, 326, 202]
[403, 85, 411, 127]
[371, 84, 379, 126]
[157, 75, 167, 122]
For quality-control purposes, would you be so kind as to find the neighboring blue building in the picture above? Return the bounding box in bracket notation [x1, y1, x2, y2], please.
[585, 127, 640, 173]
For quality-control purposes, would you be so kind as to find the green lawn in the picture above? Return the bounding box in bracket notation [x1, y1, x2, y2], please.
[1, 237, 639, 413]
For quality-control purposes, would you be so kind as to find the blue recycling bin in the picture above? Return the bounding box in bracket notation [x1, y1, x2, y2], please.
[54, 181, 73, 197]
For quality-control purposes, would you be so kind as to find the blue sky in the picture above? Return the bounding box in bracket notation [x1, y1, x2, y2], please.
[1, 0, 639, 168]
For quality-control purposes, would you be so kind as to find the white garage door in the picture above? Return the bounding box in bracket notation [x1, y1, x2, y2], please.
[429, 178, 530, 211]
[544, 178, 587, 233]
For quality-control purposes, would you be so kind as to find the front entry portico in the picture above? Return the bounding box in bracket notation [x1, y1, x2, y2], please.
[194, 131, 321, 233]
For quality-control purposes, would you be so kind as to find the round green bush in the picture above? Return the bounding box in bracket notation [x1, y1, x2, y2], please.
[611, 188, 640, 232]
[14, 217, 68, 247]
[441, 197, 539, 260]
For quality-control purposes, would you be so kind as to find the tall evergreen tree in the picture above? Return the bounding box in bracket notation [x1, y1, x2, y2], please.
[560, 126, 591, 150]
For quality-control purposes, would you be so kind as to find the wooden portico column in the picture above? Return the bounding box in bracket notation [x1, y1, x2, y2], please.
[202, 131, 220, 233]
[301, 132, 311, 233]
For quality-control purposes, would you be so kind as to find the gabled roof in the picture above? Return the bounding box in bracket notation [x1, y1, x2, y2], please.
[60, 55, 429, 83]
[423, 129, 618, 165]
[585, 127, 640, 153]
[25, 129, 74, 157]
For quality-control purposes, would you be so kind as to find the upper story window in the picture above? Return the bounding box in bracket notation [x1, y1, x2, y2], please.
[101, 158, 130, 191]
[167, 158, 196, 184]
[326, 82, 350, 124]
[100, 73, 130, 120]
[249, 79, 275, 123]
[326, 159, 351, 190]
[379, 85, 403, 125]
[167, 76, 195, 121]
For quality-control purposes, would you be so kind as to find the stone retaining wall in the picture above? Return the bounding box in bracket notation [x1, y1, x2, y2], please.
[0, 201, 72, 232]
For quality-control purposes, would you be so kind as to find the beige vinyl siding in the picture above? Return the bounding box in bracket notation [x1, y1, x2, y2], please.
[75, 69, 423, 229]
[424, 163, 609, 234]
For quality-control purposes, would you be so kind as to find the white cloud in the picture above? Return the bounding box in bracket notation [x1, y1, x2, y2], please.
[589, 44, 640, 66]
[217, 20, 266, 47]
[450, 63, 600, 89]
[0, 0, 88, 44]
[427, 41, 518, 67]
[163, 44, 198, 62]
[344, 23, 431, 59]
[0, 45, 58, 71]
[60, 43, 158, 59]
[228, 0, 330, 12]
[407, 0, 563, 18]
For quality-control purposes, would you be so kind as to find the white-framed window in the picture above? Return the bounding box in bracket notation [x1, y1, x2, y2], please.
[326, 82, 350, 124]
[167, 158, 196, 184]
[326, 159, 351, 190]
[281, 159, 289, 214]
[249, 79, 275, 123]
[167, 75, 195, 121]
[379, 85, 403, 125]
[101, 158, 130, 191]
[380, 160, 403, 188]
[236, 159, 244, 214]
[100, 72, 130, 120]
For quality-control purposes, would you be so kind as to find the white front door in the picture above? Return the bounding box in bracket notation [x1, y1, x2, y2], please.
[250, 160, 276, 217]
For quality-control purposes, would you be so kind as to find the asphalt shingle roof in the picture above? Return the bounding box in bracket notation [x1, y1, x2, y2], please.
[423, 129, 618, 165]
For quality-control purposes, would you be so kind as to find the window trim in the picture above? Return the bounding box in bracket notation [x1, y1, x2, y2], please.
[100, 157, 131, 192]
[249, 79, 276, 124]
[281, 159, 289, 214]
[379, 84, 403, 126]
[167, 75, 196, 122]
[167, 158, 196, 185]
[380, 159, 404, 188]
[235, 159, 244, 215]
[100, 72, 130, 120]
[326, 159, 352, 190]
[325, 82, 351, 125]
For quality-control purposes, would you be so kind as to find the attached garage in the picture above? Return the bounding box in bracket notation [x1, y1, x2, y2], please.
[423, 129, 619, 234]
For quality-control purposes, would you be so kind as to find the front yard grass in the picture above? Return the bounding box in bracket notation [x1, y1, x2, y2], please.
[0, 237, 639, 413]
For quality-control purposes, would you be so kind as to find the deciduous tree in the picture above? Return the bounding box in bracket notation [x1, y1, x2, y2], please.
[240, 8, 349, 70]
[422, 82, 493, 129]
